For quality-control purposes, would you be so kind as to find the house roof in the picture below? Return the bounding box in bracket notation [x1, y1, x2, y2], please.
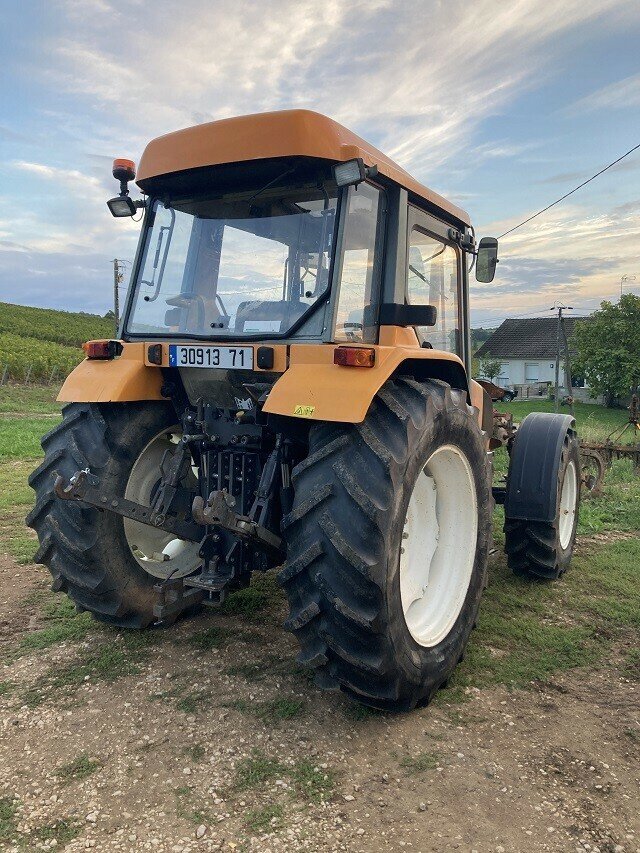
[136, 109, 470, 225]
[475, 317, 586, 359]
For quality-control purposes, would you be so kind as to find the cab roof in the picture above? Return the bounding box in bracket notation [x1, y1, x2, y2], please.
[136, 109, 470, 226]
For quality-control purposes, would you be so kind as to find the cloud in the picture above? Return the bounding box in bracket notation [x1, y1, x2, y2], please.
[2, 0, 640, 316]
[536, 157, 640, 185]
[472, 256, 606, 295]
[13, 160, 102, 190]
[0, 125, 29, 142]
[44, 0, 637, 175]
[0, 246, 119, 313]
[470, 141, 539, 162]
[565, 72, 640, 115]
[470, 199, 640, 323]
[612, 198, 640, 216]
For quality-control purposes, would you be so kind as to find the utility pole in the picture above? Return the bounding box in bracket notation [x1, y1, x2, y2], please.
[551, 303, 573, 412]
[560, 315, 575, 417]
[112, 259, 124, 332]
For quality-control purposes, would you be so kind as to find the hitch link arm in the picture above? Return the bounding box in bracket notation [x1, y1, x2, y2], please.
[53, 469, 202, 543]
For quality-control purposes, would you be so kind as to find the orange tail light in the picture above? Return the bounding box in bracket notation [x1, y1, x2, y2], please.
[333, 347, 376, 368]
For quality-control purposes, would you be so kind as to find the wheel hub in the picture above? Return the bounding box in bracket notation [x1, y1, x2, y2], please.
[399, 444, 478, 648]
[559, 460, 577, 549]
[123, 428, 201, 580]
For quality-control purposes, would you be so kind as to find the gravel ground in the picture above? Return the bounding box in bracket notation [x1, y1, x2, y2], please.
[1, 554, 638, 853]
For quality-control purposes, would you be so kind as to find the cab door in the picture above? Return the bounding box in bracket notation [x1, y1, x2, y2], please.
[405, 206, 471, 372]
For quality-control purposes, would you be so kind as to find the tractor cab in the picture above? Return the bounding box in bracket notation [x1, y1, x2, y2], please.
[101, 110, 498, 418]
[119, 111, 496, 345]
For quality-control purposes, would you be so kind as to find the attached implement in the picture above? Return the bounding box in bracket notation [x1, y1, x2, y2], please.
[27, 110, 580, 711]
[579, 393, 640, 496]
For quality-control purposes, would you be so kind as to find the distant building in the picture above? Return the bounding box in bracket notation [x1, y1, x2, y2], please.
[475, 317, 588, 390]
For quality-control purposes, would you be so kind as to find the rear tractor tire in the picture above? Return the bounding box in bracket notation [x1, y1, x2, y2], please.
[279, 378, 493, 712]
[27, 403, 201, 627]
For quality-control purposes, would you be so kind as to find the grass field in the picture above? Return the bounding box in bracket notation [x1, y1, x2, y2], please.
[491, 398, 640, 535]
[498, 398, 637, 443]
[0, 384, 637, 851]
[0, 301, 114, 348]
[0, 384, 637, 698]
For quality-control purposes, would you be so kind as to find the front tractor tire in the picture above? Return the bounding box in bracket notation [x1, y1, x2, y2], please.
[504, 416, 580, 579]
[27, 403, 201, 628]
[279, 378, 493, 712]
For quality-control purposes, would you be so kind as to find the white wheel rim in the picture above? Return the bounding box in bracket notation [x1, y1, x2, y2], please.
[558, 460, 577, 549]
[123, 428, 201, 580]
[400, 445, 478, 648]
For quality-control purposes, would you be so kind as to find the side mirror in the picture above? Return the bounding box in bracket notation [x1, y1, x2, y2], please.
[476, 237, 498, 283]
[378, 303, 437, 327]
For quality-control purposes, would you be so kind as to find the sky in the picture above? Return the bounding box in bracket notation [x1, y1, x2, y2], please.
[1, 0, 639, 327]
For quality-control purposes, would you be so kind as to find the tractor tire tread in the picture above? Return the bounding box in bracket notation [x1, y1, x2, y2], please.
[279, 377, 491, 711]
[27, 402, 173, 628]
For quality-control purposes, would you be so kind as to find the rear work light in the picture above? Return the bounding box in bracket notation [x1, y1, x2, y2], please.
[332, 158, 379, 188]
[107, 195, 137, 217]
[334, 346, 376, 368]
[83, 340, 123, 360]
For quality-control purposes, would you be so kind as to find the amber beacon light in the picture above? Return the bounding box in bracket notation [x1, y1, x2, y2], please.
[107, 158, 145, 218]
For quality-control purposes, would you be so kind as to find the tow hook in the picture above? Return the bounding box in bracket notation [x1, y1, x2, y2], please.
[53, 468, 92, 501]
[192, 490, 283, 556]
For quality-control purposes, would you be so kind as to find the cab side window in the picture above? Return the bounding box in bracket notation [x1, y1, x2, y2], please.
[407, 227, 460, 353]
[334, 183, 383, 343]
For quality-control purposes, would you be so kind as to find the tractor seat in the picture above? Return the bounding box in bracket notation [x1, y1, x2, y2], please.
[235, 299, 307, 333]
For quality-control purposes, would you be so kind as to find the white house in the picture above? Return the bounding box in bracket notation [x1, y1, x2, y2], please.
[475, 317, 588, 392]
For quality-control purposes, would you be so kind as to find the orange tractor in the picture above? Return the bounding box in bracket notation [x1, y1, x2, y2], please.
[28, 111, 580, 711]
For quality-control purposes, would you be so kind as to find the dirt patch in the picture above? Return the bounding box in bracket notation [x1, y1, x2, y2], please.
[1, 556, 638, 852]
[577, 531, 638, 547]
[0, 553, 49, 644]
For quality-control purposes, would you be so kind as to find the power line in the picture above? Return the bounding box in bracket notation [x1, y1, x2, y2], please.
[498, 140, 640, 239]
[473, 308, 564, 326]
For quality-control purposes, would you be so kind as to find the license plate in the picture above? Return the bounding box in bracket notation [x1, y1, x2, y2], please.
[168, 345, 253, 370]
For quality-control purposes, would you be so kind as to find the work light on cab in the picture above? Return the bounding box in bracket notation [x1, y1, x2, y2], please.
[333, 157, 378, 187]
[107, 158, 146, 218]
